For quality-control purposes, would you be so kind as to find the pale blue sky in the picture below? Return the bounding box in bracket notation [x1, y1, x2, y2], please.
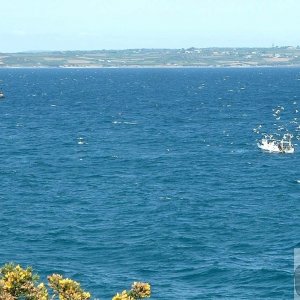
[0, 0, 299, 52]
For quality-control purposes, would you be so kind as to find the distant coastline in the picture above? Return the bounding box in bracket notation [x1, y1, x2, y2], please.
[2, 65, 300, 69]
[1, 47, 300, 68]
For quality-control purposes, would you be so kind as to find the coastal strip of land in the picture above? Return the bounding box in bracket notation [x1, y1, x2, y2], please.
[1, 47, 300, 68]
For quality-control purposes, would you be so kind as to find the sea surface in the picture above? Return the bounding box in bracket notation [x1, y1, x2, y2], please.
[0, 67, 300, 299]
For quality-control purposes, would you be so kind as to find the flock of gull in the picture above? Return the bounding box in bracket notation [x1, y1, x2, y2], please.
[253, 101, 300, 143]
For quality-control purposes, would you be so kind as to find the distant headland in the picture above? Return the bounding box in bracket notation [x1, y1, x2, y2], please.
[1, 47, 300, 68]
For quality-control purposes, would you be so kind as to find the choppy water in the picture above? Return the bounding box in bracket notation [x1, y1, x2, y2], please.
[0, 68, 300, 299]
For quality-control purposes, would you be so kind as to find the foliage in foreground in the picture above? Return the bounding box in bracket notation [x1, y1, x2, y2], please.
[0, 263, 151, 300]
[112, 282, 151, 300]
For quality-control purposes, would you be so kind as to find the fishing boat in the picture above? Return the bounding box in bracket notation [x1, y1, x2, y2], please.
[257, 134, 295, 153]
[0, 91, 4, 99]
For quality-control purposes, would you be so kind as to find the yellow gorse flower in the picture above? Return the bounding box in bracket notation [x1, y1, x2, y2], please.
[0, 263, 49, 299]
[48, 274, 91, 300]
[112, 282, 151, 300]
[0, 263, 151, 300]
[112, 290, 135, 300]
[131, 282, 151, 298]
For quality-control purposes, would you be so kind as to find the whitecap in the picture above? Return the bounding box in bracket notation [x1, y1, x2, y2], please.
[123, 121, 137, 125]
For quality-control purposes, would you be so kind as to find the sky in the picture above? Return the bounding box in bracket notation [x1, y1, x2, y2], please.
[0, 0, 299, 52]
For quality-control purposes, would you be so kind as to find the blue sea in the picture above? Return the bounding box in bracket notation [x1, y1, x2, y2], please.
[0, 67, 300, 299]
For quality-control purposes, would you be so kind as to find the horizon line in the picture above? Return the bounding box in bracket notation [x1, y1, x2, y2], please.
[2, 45, 299, 54]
